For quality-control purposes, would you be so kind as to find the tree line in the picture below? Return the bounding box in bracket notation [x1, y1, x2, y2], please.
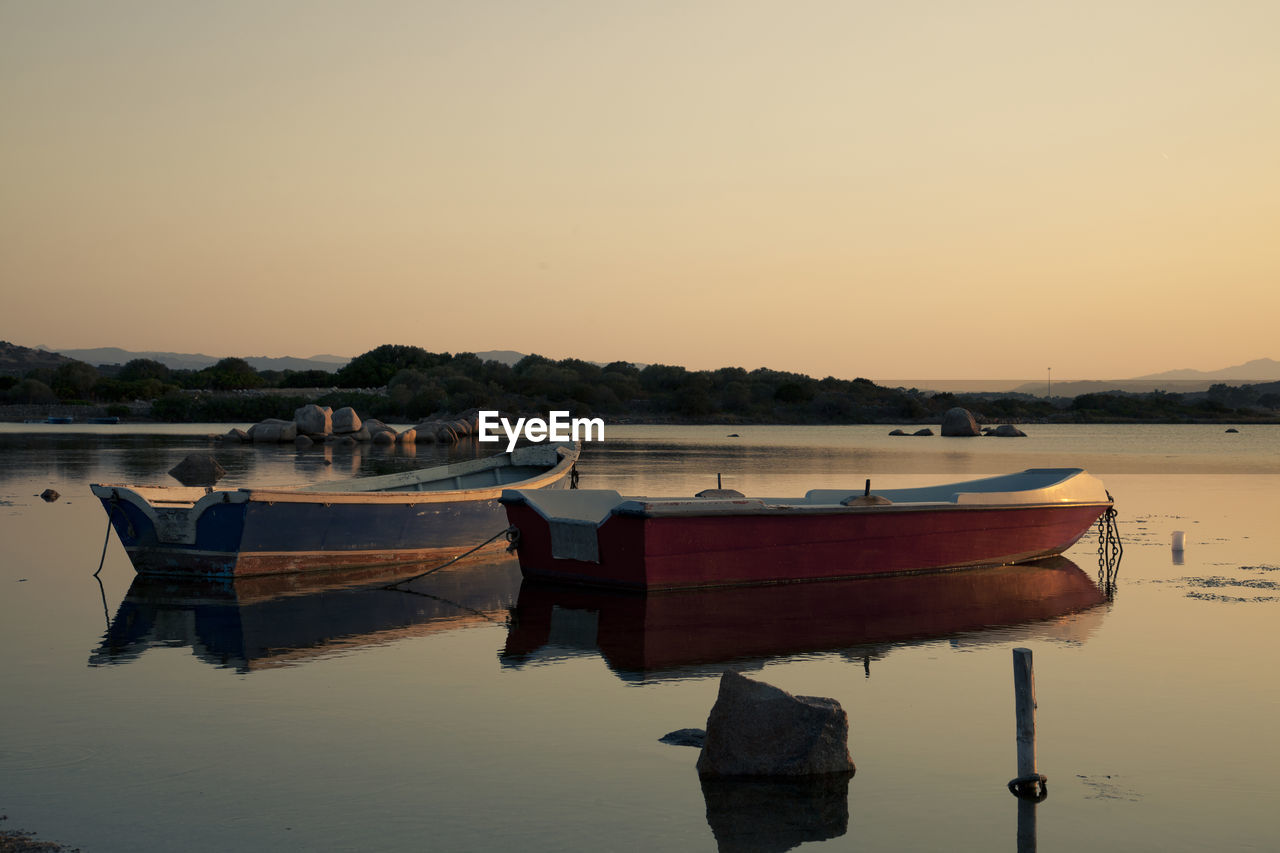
[2, 344, 1278, 424]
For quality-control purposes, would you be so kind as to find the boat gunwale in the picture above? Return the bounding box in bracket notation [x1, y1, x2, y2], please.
[244, 458, 573, 505]
[90, 444, 579, 508]
[612, 497, 1114, 519]
[503, 467, 1112, 523]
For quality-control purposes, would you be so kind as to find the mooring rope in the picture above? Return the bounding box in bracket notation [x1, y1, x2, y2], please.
[383, 525, 517, 589]
[1008, 774, 1049, 802]
[95, 512, 113, 578]
[94, 499, 131, 578]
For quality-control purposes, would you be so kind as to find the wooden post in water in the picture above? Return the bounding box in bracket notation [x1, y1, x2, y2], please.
[1017, 795, 1037, 853]
[1014, 647, 1037, 781]
[1009, 647, 1047, 800]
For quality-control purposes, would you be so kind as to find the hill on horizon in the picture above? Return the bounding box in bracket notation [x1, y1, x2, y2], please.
[1132, 357, 1280, 381]
[36, 346, 350, 374]
[11, 343, 1279, 391]
[884, 357, 1280, 395]
[0, 340, 77, 375]
[27, 345, 531, 373]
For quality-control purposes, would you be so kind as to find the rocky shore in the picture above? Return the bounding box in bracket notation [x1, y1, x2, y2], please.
[222, 404, 484, 447]
[0, 815, 78, 852]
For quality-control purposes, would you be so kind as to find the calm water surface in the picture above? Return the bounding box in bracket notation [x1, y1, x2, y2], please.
[1, 424, 1278, 852]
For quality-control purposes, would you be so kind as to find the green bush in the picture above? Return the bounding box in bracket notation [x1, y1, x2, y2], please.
[150, 393, 195, 421]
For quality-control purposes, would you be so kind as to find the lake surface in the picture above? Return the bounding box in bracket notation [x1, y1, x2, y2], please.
[2, 423, 1278, 852]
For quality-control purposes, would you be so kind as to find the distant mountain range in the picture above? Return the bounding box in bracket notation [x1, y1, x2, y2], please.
[36, 346, 351, 373]
[1132, 358, 1280, 381]
[8, 343, 1278, 393]
[866, 359, 1279, 396]
[24, 345, 531, 373]
[1002, 358, 1280, 396]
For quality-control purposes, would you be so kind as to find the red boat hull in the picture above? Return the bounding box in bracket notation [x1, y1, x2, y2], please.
[504, 501, 1109, 590]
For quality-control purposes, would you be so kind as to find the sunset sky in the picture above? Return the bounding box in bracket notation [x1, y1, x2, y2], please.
[3, 1, 1277, 381]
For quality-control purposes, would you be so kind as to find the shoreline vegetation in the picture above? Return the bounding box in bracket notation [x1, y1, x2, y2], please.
[3, 343, 1278, 426]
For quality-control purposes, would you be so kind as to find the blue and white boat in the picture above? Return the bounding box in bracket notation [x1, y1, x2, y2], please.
[91, 443, 579, 578]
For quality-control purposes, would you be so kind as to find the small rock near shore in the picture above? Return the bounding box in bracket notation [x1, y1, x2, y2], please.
[660, 728, 707, 748]
[247, 419, 297, 443]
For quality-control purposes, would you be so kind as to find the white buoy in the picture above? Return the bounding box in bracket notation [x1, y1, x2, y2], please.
[1171, 531, 1186, 551]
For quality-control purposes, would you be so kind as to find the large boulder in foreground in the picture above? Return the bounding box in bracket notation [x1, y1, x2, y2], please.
[168, 453, 226, 486]
[696, 671, 855, 778]
[941, 407, 981, 437]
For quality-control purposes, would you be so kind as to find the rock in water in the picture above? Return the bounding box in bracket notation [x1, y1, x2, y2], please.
[940, 407, 981, 437]
[696, 671, 855, 777]
[364, 419, 397, 443]
[332, 406, 362, 434]
[168, 454, 226, 486]
[659, 728, 707, 748]
[294, 404, 332, 437]
[991, 424, 1027, 437]
[247, 419, 297, 443]
[40, 488, 60, 502]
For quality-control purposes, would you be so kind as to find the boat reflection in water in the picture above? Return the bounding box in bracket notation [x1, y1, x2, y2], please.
[90, 557, 523, 672]
[501, 556, 1113, 683]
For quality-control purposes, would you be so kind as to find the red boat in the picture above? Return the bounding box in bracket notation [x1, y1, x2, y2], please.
[500, 468, 1113, 590]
